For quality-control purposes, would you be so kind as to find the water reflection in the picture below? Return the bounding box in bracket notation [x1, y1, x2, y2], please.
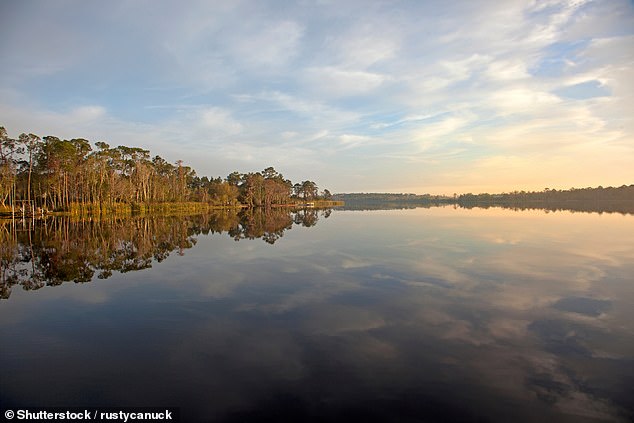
[0, 207, 327, 299]
[0, 207, 632, 422]
[337, 195, 634, 214]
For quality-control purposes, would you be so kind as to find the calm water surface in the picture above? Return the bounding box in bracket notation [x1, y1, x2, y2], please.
[1, 207, 633, 422]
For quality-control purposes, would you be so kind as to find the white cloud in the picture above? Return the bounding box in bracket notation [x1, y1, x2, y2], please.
[489, 88, 562, 114]
[486, 60, 530, 81]
[339, 134, 370, 148]
[0, 104, 112, 140]
[441, 55, 491, 81]
[236, 90, 361, 129]
[281, 131, 298, 139]
[415, 116, 472, 143]
[232, 20, 304, 67]
[371, 113, 438, 129]
[327, 29, 400, 69]
[70, 106, 107, 122]
[303, 67, 388, 97]
[199, 107, 243, 135]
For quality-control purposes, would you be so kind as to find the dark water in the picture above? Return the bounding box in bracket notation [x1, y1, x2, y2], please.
[1, 207, 633, 422]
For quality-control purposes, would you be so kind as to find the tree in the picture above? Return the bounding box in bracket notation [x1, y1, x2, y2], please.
[0, 127, 20, 208]
[300, 180, 318, 200]
[210, 181, 239, 205]
[262, 166, 279, 179]
[226, 171, 243, 187]
[18, 133, 41, 206]
[240, 172, 265, 207]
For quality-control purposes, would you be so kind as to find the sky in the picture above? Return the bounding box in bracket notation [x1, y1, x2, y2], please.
[0, 0, 633, 194]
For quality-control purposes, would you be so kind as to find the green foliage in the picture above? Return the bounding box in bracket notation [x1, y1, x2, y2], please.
[0, 125, 334, 214]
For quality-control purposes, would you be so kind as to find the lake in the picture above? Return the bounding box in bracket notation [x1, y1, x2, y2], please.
[1, 207, 632, 422]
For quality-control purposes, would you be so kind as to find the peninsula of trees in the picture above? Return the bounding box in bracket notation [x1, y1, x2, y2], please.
[0, 126, 336, 214]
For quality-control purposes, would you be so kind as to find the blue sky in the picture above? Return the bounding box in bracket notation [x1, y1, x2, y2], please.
[1, 0, 632, 193]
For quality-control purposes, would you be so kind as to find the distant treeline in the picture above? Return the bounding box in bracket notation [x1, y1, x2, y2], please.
[1, 126, 334, 213]
[334, 185, 634, 214]
[457, 185, 634, 214]
[458, 185, 634, 203]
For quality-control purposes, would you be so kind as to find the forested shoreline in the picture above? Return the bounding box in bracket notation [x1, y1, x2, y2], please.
[1, 126, 335, 214]
[4, 125, 631, 216]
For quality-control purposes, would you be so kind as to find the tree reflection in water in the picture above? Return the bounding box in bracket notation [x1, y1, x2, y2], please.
[0, 207, 328, 299]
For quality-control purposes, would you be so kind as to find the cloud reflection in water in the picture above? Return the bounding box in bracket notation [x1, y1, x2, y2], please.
[0, 207, 632, 422]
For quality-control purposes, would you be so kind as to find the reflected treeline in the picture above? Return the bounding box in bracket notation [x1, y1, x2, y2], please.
[339, 200, 634, 214]
[339, 201, 634, 214]
[0, 207, 329, 299]
[335, 185, 634, 214]
[457, 201, 634, 214]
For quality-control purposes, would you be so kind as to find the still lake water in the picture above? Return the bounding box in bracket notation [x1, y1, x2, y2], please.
[1, 207, 633, 422]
